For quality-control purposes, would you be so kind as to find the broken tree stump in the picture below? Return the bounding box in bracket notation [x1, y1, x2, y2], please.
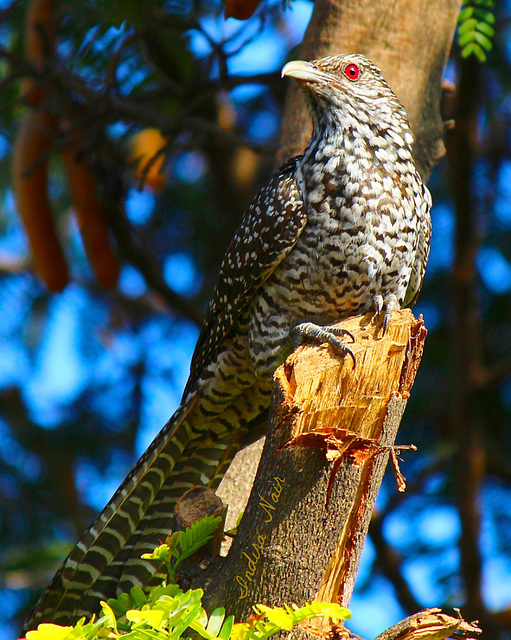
[204, 309, 426, 635]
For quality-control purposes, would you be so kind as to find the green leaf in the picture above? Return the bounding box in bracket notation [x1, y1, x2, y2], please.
[476, 21, 495, 37]
[107, 592, 134, 617]
[474, 30, 493, 49]
[462, 42, 488, 61]
[475, 44, 489, 62]
[100, 600, 118, 632]
[459, 31, 477, 46]
[206, 608, 226, 637]
[25, 623, 76, 640]
[473, 7, 496, 22]
[169, 603, 203, 640]
[458, 6, 474, 21]
[256, 605, 293, 631]
[189, 620, 213, 640]
[289, 602, 351, 624]
[461, 41, 477, 57]
[130, 585, 148, 607]
[230, 622, 251, 640]
[165, 588, 204, 628]
[127, 608, 166, 630]
[170, 515, 222, 579]
[218, 615, 235, 640]
[457, 0, 495, 62]
[141, 542, 171, 562]
[147, 582, 183, 608]
[458, 17, 478, 33]
[178, 515, 222, 560]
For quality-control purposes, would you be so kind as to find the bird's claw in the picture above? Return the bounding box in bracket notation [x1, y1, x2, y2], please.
[373, 294, 383, 315]
[372, 294, 399, 335]
[292, 322, 356, 368]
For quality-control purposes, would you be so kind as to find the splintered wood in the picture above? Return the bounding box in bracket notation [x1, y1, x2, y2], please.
[279, 309, 425, 441]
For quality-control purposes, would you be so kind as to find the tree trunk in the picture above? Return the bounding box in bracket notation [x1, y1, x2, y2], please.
[204, 311, 426, 630]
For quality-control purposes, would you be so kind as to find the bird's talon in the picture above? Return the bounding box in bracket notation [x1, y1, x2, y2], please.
[373, 294, 399, 335]
[373, 294, 383, 315]
[383, 313, 390, 336]
[327, 326, 355, 343]
[293, 322, 357, 368]
[346, 346, 357, 369]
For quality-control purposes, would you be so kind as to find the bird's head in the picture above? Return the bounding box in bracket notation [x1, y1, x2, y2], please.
[282, 53, 410, 136]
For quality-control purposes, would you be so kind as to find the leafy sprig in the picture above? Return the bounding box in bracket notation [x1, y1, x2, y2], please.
[26, 587, 349, 640]
[230, 602, 349, 640]
[25, 515, 350, 640]
[141, 514, 222, 582]
[457, 0, 496, 62]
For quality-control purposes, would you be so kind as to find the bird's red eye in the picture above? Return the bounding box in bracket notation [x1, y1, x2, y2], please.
[344, 63, 360, 81]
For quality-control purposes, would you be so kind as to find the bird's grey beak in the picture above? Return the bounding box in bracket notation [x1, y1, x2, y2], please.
[281, 60, 333, 84]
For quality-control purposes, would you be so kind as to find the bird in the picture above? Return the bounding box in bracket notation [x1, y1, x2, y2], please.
[24, 53, 431, 630]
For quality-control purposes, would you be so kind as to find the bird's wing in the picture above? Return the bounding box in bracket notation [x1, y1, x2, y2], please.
[184, 156, 307, 395]
[404, 183, 432, 307]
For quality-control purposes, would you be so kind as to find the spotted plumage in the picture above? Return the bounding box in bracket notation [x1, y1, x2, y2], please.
[24, 53, 431, 630]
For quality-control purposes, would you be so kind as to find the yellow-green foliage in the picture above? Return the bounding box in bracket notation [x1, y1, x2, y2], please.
[25, 516, 350, 640]
[26, 586, 349, 640]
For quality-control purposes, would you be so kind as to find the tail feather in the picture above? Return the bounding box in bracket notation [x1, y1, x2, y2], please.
[115, 390, 267, 592]
[118, 426, 251, 592]
[25, 400, 197, 628]
[24, 379, 270, 630]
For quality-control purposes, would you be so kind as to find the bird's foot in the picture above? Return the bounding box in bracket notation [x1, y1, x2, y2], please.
[372, 293, 399, 335]
[292, 322, 356, 368]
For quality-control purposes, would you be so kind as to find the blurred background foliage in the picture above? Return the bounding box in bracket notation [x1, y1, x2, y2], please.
[0, 0, 511, 638]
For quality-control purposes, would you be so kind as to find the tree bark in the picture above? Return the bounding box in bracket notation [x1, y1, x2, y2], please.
[204, 310, 426, 634]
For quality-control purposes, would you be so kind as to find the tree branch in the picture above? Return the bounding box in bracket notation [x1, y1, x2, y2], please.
[448, 54, 486, 623]
[374, 608, 481, 640]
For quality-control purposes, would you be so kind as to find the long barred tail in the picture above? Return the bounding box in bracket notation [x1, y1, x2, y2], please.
[23, 375, 270, 631]
[24, 399, 198, 629]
